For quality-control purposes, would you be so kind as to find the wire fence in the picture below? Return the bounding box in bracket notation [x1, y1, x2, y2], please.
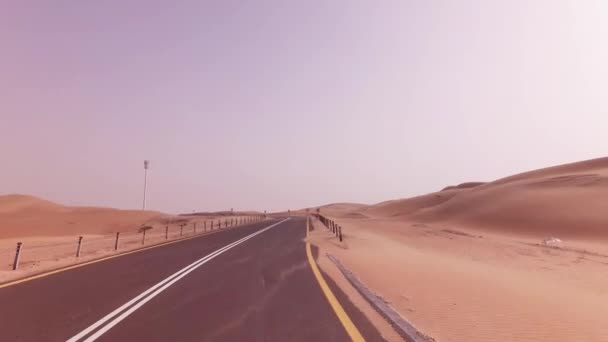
[0, 215, 265, 274]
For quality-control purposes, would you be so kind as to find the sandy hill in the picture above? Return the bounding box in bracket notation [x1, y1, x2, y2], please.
[358, 157, 608, 239]
[318, 202, 368, 211]
[182, 210, 263, 216]
[288, 203, 369, 218]
[441, 182, 486, 191]
[0, 194, 168, 239]
[306, 157, 608, 342]
[0, 194, 68, 214]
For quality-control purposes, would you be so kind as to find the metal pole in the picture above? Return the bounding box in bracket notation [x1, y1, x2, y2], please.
[12, 242, 22, 271]
[114, 232, 120, 250]
[76, 236, 83, 257]
[142, 160, 149, 210]
[180, 225, 184, 236]
[142, 168, 147, 210]
[142, 230, 146, 245]
[204, 221, 207, 232]
[165, 226, 169, 239]
[339, 226, 343, 241]
[194, 222, 197, 233]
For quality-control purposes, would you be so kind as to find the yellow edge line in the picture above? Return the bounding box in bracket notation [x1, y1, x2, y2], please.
[305, 217, 365, 342]
[0, 222, 261, 289]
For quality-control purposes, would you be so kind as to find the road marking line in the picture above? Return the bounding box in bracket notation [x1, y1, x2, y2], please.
[67, 218, 289, 342]
[305, 217, 365, 342]
[0, 220, 268, 289]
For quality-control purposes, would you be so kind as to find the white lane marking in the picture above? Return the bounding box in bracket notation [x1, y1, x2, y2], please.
[67, 218, 289, 342]
[67, 237, 246, 342]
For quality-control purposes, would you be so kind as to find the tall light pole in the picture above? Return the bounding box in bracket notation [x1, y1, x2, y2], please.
[142, 160, 150, 210]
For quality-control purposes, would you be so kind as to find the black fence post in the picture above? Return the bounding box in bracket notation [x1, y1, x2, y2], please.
[115, 232, 120, 250]
[12, 242, 22, 271]
[76, 236, 83, 257]
[165, 226, 169, 239]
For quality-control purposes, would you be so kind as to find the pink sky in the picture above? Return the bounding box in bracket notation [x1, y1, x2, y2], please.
[1, 1, 608, 213]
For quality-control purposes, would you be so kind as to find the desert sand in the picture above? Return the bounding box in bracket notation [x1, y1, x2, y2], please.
[309, 157, 608, 342]
[0, 194, 170, 239]
[0, 195, 256, 283]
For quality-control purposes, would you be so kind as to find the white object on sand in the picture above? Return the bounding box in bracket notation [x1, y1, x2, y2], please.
[542, 237, 563, 247]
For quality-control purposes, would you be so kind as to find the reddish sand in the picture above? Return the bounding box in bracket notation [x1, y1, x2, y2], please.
[0, 194, 169, 239]
[310, 157, 608, 342]
[0, 195, 256, 282]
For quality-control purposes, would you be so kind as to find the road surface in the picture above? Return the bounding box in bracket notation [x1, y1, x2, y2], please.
[0, 217, 384, 341]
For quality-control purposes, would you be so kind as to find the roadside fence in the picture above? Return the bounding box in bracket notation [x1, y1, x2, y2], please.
[0, 215, 266, 272]
[313, 214, 343, 242]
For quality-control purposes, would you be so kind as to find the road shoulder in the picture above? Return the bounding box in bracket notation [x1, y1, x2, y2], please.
[306, 217, 403, 341]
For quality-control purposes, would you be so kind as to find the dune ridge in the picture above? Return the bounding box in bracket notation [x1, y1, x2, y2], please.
[0, 194, 167, 239]
[342, 156, 608, 239]
[310, 157, 608, 341]
[0, 194, 68, 214]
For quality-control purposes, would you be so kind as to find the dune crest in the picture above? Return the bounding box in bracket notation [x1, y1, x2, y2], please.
[0, 194, 167, 239]
[0, 194, 67, 214]
[354, 157, 608, 239]
[308, 157, 608, 342]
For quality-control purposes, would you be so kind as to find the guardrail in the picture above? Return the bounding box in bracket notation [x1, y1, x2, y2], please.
[0, 215, 266, 272]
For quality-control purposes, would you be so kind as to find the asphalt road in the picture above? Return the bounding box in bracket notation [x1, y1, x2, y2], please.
[0, 217, 384, 341]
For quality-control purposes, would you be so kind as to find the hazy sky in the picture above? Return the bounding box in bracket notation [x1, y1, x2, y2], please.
[1, 1, 607, 213]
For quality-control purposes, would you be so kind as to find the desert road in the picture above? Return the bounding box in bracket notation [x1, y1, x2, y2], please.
[0, 217, 383, 341]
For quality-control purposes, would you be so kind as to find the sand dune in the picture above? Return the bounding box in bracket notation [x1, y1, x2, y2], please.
[441, 181, 486, 191]
[362, 156, 608, 239]
[0, 194, 68, 214]
[0, 194, 168, 239]
[362, 189, 464, 218]
[285, 202, 369, 218]
[317, 202, 368, 212]
[309, 157, 608, 341]
[0, 195, 257, 283]
[316, 203, 369, 219]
